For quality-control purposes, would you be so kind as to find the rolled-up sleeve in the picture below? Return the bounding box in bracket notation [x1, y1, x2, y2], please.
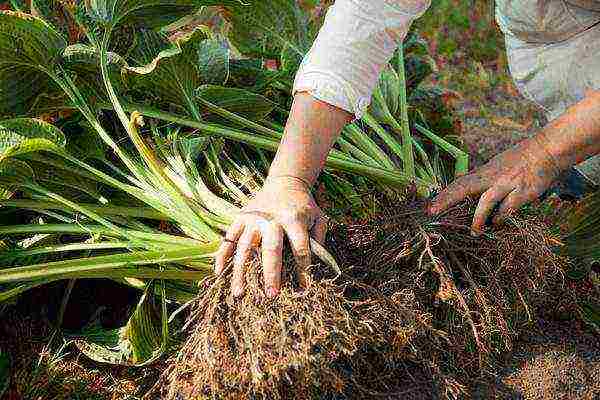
[293, 0, 431, 119]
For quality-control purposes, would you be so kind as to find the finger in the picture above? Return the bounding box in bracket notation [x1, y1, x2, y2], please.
[492, 189, 536, 225]
[283, 222, 311, 288]
[310, 214, 329, 245]
[471, 185, 512, 235]
[429, 174, 487, 215]
[259, 223, 284, 298]
[215, 219, 244, 274]
[231, 227, 260, 297]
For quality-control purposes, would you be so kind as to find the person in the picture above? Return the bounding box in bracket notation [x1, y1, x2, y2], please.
[215, 0, 600, 298]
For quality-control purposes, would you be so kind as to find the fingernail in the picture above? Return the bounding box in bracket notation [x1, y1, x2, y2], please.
[267, 287, 278, 298]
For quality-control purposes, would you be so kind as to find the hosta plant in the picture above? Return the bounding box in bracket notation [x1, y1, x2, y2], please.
[0, 0, 468, 365]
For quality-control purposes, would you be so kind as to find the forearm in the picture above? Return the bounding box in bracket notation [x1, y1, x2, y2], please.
[267, 93, 353, 186]
[535, 90, 600, 171]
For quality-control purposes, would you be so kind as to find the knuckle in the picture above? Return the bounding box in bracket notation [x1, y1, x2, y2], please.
[284, 209, 310, 223]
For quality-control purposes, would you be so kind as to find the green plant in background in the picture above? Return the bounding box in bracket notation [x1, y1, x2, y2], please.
[0, 0, 468, 366]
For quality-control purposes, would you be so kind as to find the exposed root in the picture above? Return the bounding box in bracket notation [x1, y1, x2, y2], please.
[165, 199, 572, 399]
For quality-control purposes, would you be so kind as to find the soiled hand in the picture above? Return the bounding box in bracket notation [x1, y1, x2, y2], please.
[429, 134, 562, 234]
[214, 176, 329, 298]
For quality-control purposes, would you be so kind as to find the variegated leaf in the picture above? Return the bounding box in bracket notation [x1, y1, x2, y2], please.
[0, 118, 66, 162]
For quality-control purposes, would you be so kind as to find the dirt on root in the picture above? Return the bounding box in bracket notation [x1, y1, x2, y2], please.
[163, 199, 590, 400]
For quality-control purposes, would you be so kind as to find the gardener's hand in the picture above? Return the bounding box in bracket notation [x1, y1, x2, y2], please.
[428, 134, 562, 234]
[429, 90, 600, 233]
[214, 176, 329, 298]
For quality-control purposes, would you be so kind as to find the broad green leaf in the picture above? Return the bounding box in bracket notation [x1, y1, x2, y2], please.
[0, 118, 66, 161]
[64, 121, 108, 162]
[196, 85, 276, 121]
[0, 349, 8, 398]
[0, 11, 67, 118]
[76, 0, 244, 32]
[125, 30, 275, 122]
[72, 284, 169, 366]
[225, 0, 313, 59]
[25, 159, 106, 202]
[124, 29, 204, 117]
[30, 0, 83, 41]
[197, 37, 229, 85]
[563, 191, 600, 262]
[228, 59, 280, 92]
[62, 43, 127, 104]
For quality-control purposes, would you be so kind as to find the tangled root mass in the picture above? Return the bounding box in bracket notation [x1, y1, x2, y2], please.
[166, 200, 571, 399]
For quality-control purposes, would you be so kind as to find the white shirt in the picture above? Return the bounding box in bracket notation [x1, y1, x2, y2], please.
[293, 0, 431, 119]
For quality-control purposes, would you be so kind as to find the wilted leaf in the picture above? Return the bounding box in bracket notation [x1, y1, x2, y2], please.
[0, 11, 67, 118]
[72, 284, 169, 366]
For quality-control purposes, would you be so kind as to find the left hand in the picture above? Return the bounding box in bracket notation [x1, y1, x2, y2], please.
[428, 134, 562, 235]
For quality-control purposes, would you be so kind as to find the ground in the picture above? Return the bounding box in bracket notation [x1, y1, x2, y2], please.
[1, 1, 599, 399]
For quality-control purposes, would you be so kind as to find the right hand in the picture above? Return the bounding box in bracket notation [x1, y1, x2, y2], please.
[214, 176, 329, 298]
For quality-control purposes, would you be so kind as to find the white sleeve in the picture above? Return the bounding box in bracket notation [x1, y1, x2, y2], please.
[293, 0, 431, 119]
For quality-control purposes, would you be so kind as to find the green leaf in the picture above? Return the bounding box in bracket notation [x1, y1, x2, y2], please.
[62, 43, 128, 104]
[0, 118, 66, 161]
[580, 300, 600, 333]
[124, 29, 204, 117]
[372, 66, 401, 119]
[77, 0, 244, 32]
[197, 37, 230, 85]
[64, 121, 108, 162]
[225, 0, 313, 59]
[196, 85, 276, 121]
[0, 244, 216, 283]
[72, 284, 169, 366]
[0, 159, 35, 189]
[228, 59, 280, 91]
[0, 11, 67, 118]
[563, 191, 600, 262]
[30, 0, 82, 41]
